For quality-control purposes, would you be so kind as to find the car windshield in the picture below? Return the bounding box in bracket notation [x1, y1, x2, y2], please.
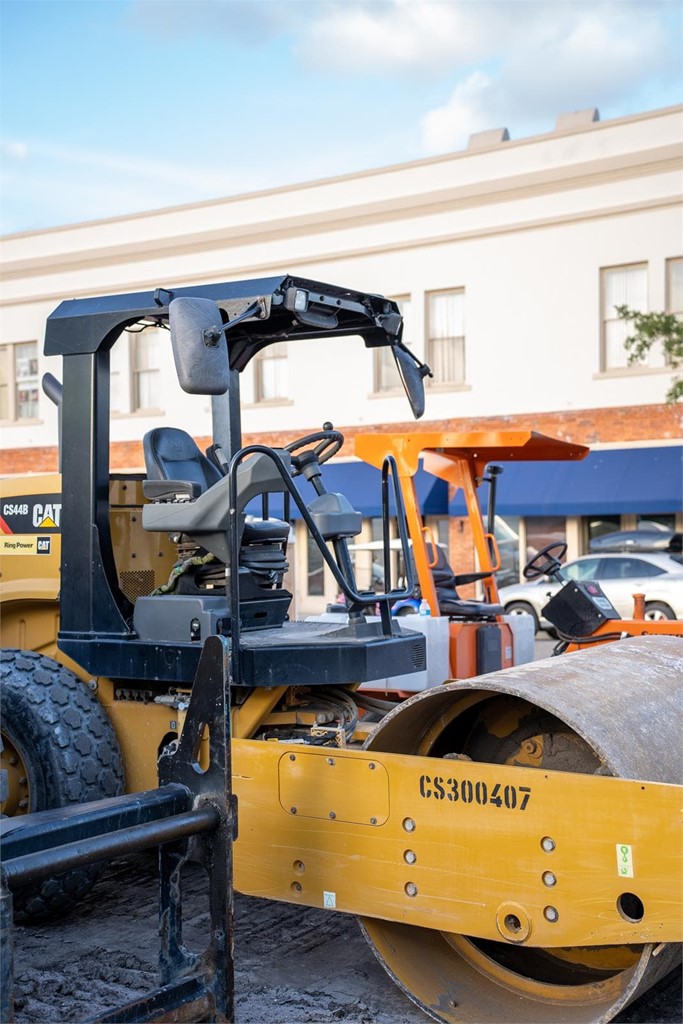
[564, 558, 601, 581]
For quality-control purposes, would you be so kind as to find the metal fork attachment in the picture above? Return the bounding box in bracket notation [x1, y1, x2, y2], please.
[0, 635, 235, 1024]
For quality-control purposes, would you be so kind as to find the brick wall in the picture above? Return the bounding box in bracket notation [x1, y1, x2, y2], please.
[2, 402, 680, 477]
[449, 516, 475, 577]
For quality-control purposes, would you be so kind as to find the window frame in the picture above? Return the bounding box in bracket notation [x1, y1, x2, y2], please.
[666, 256, 683, 317]
[425, 288, 466, 387]
[254, 341, 289, 404]
[109, 325, 165, 416]
[130, 327, 162, 414]
[600, 262, 650, 373]
[0, 340, 40, 423]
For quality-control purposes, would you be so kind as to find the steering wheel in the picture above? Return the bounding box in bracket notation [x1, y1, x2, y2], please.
[284, 428, 344, 476]
[523, 541, 568, 580]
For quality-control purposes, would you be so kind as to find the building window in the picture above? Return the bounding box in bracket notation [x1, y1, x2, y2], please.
[426, 516, 450, 547]
[525, 517, 567, 562]
[667, 257, 683, 317]
[374, 297, 412, 393]
[255, 342, 288, 402]
[110, 325, 168, 415]
[0, 341, 39, 421]
[345, 518, 392, 593]
[587, 515, 621, 546]
[426, 290, 465, 385]
[131, 328, 161, 411]
[601, 264, 665, 370]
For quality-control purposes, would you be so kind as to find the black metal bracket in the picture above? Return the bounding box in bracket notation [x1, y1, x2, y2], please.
[154, 287, 174, 307]
[154, 634, 236, 1023]
[0, 634, 234, 1024]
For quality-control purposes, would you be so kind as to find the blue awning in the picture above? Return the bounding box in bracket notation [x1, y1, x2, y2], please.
[244, 459, 449, 519]
[449, 446, 683, 517]
[319, 461, 448, 517]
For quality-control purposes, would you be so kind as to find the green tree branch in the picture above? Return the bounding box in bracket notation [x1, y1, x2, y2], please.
[615, 305, 683, 403]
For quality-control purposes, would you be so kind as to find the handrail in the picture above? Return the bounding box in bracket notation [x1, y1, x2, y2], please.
[227, 446, 416, 686]
[421, 525, 438, 568]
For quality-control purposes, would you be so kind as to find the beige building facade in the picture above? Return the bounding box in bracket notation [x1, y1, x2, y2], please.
[1, 104, 682, 612]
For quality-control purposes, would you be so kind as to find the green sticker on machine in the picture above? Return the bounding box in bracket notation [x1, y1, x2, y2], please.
[617, 843, 634, 878]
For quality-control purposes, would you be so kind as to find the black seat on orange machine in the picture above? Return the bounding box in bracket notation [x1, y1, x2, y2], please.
[426, 542, 504, 619]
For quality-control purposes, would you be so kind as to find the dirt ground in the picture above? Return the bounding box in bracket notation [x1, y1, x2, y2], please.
[12, 853, 682, 1024]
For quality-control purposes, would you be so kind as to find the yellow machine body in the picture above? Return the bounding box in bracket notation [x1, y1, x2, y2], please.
[1, 459, 682, 1024]
[231, 737, 681, 947]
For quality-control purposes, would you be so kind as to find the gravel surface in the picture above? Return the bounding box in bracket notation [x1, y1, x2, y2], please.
[12, 853, 681, 1024]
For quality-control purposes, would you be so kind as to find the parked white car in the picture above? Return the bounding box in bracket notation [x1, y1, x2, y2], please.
[499, 552, 683, 634]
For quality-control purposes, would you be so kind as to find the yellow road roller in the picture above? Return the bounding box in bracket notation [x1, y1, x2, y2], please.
[1, 275, 680, 1024]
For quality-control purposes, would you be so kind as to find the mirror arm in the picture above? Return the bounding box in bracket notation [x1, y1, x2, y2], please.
[395, 340, 432, 379]
[203, 299, 266, 347]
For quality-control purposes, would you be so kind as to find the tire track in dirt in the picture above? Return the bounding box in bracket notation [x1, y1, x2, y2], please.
[12, 854, 681, 1024]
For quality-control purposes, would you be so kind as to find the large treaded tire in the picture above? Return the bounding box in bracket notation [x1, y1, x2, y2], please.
[0, 649, 125, 919]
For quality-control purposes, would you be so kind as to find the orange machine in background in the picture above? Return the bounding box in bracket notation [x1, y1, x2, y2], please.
[354, 430, 589, 678]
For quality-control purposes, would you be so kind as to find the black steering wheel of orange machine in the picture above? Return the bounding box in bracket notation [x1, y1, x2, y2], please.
[284, 429, 344, 476]
[523, 541, 568, 580]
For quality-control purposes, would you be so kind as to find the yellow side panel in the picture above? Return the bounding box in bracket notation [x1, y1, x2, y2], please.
[0, 475, 62, 604]
[102, 700, 177, 794]
[233, 739, 682, 948]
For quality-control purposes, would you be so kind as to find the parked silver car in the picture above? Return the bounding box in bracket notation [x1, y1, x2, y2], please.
[499, 552, 683, 633]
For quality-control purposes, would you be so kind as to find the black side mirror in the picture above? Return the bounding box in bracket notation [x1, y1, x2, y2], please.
[169, 297, 230, 395]
[393, 344, 430, 419]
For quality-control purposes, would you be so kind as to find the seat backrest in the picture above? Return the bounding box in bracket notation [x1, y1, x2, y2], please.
[426, 541, 457, 588]
[143, 428, 222, 494]
[142, 430, 295, 568]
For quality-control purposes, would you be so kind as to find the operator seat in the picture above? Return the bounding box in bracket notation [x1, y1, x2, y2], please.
[426, 543, 504, 619]
[142, 427, 290, 590]
[144, 427, 223, 494]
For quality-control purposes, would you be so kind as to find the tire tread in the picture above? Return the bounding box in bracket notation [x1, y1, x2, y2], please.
[0, 649, 124, 919]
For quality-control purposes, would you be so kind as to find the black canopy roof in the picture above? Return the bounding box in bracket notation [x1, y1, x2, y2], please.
[45, 274, 402, 370]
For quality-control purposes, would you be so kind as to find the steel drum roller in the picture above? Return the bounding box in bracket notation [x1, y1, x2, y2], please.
[361, 635, 682, 1024]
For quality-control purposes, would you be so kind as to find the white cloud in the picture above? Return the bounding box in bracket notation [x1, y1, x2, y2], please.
[150, 0, 679, 151]
[1, 141, 28, 160]
[4, 0, 680, 233]
[299, 0, 490, 73]
[418, 2, 680, 153]
[502, 6, 668, 115]
[128, 0, 510, 70]
[421, 72, 492, 152]
[125, 0, 683, 91]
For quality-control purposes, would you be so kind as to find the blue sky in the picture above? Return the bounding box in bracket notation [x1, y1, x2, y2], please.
[1, 0, 681, 236]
